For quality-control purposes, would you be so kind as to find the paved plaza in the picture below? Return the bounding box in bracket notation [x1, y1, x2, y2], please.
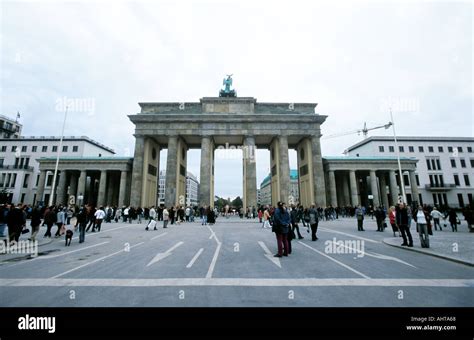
[0, 216, 472, 307]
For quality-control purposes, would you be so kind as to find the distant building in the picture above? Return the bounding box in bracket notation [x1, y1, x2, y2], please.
[0, 114, 22, 139]
[345, 136, 474, 208]
[0, 135, 115, 205]
[158, 170, 199, 207]
[259, 169, 299, 206]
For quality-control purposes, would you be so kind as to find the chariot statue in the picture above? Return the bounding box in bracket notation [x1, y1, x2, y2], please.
[219, 74, 236, 97]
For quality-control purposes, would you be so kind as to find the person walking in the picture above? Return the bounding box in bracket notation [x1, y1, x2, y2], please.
[388, 206, 401, 237]
[262, 208, 271, 229]
[448, 208, 458, 232]
[77, 206, 88, 243]
[396, 203, 413, 247]
[94, 207, 106, 232]
[55, 207, 66, 237]
[430, 207, 443, 231]
[43, 206, 56, 238]
[7, 204, 25, 244]
[29, 206, 42, 241]
[290, 205, 304, 239]
[375, 206, 385, 232]
[272, 201, 290, 257]
[413, 205, 431, 248]
[308, 204, 319, 241]
[162, 207, 169, 228]
[355, 205, 365, 231]
[200, 206, 208, 226]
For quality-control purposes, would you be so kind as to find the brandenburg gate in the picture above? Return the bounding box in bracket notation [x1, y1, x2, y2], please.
[128, 96, 327, 209]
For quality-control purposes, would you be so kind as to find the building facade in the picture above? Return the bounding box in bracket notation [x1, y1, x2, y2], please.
[0, 114, 22, 139]
[345, 136, 474, 208]
[259, 169, 299, 206]
[0, 135, 115, 205]
[157, 170, 200, 207]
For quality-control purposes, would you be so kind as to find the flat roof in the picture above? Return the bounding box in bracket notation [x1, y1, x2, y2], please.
[346, 136, 474, 152]
[324, 156, 417, 161]
[0, 135, 115, 154]
[38, 157, 131, 161]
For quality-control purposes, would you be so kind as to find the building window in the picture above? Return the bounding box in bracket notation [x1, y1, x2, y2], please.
[450, 159, 456, 168]
[389, 146, 394, 152]
[21, 146, 27, 152]
[454, 174, 460, 186]
[464, 174, 470, 186]
[460, 159, 466, 168]
[428, 146, 434, 152]
[426, 159, 431, 170]
[471, 159, 474, 168]
[62, 145, 68, 152]
[11, 174, 17, 187]
[36, 174, 40, 186]
[0, 146, 6, 152]
[379, 146, 384, 152]
[408, 146, 414, 153]
[438, 146, 443, 153]
[0, 159, 3, 167]
[436, 159, 441, 170]
[415, 175, 420, 186]
[42, 146, 47, 152]
[46, 174, 53, 186]
[468, 146, 472, 153]
[431, 159, 436, 170]
[457, 194, 464, 208]
[32, 146, 37, 152]
[73, 145, 79, 152]
[403, 174, 409, 186]
[418, 146, 424, 152]
[458, 146, 463, 153]
[11, 146, 17, 152]
[399, 146, 404, 152]
[448, 146, 453, 153]
[52, 146, 58, 152]
[23, 174, 29, 188]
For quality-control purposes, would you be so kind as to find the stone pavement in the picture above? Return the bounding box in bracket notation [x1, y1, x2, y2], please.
[383, 227, 473, 267]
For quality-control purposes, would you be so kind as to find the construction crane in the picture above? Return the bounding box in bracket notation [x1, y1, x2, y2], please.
[323, 121, 392, 140]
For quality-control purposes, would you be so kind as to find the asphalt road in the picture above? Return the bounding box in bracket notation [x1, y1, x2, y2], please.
[0, 216, 472, 307]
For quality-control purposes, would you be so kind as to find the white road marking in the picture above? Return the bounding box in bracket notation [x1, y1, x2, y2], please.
[258, 241, 281, 268]
[326, 240, 417, 268]
[146, 242, 184, 267]
[186, 248, 204, 268]
[318, 227, 380, 244]
[151, 232, 168, 241]
[1, 278, 472, 287]
[297, 241, 371, 279]
[51, 242, 144, 279]
[205, 226, 222, 278]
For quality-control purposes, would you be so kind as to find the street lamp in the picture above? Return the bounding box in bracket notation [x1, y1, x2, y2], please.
[390, 108, 407, 204]
[48, 106, 68, 207]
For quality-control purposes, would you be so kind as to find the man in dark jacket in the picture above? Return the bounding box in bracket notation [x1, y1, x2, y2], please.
[396, 203, 413, 247]
[43, 206, 56, 238]
[273, 202, 290, 257]
[7, 204, 26, 243]
[77, 206, 88, 243]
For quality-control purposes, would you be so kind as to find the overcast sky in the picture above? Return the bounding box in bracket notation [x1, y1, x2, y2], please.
[1, 0, 472, 199]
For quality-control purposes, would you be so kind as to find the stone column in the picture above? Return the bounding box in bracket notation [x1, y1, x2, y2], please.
[243, 136, 257, 209]
[77, 170, 87, 206]
[349, 170, 359, 206]
[36, 170, 47, 205]
[379, 173, 389, 209]
[369, 170, 380, 207]
[106, 173, 114, 206]
[278, 135, 290, 204]
[130, 136, 145, 207]
[97, 170, 107, 207]
[342, 172, 350, 206]
[56, 170, 68, 205]
[165, 136, 178, 207]
[118, 170, 128, 208]
[311, 135, 326, 207]
[409, 171, 419, 206]
[389, 170, 398, 205]
[328, 170, 337, 207]
[69, 172, 78, 199]
[199, 136, 213, 207]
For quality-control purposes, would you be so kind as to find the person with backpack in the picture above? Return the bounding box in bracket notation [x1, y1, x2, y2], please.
[355, 205, 365, 231]
[272, 201, 290, 257]
[308, 205, 319, 241]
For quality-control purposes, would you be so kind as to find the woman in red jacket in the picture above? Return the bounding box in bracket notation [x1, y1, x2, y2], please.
[388, 206, 400, 237]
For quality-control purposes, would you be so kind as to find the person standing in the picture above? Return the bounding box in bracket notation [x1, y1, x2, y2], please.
[413, 205, 431, 248]
[375, 207, 385, 232]
[55, 207, 66, 237]
[290, 205, 304, 239]
[43, 207, 56, 238]
[200, 206, 208, 226]
[262, 208, 271, 229]
[308, 205, 319, 241]
[94, 207, 106, 232]
[430, 207, 443, 231]
[388, 206, 401, 237]
[162, 207, 169, 228]
[396, 203, 413, 247]
[272, 201, 290, 257]
[7, 204, 25, 243]
[355, 206, 365, 231]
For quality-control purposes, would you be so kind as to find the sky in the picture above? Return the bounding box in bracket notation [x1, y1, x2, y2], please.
[1, 0, 472, 199]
